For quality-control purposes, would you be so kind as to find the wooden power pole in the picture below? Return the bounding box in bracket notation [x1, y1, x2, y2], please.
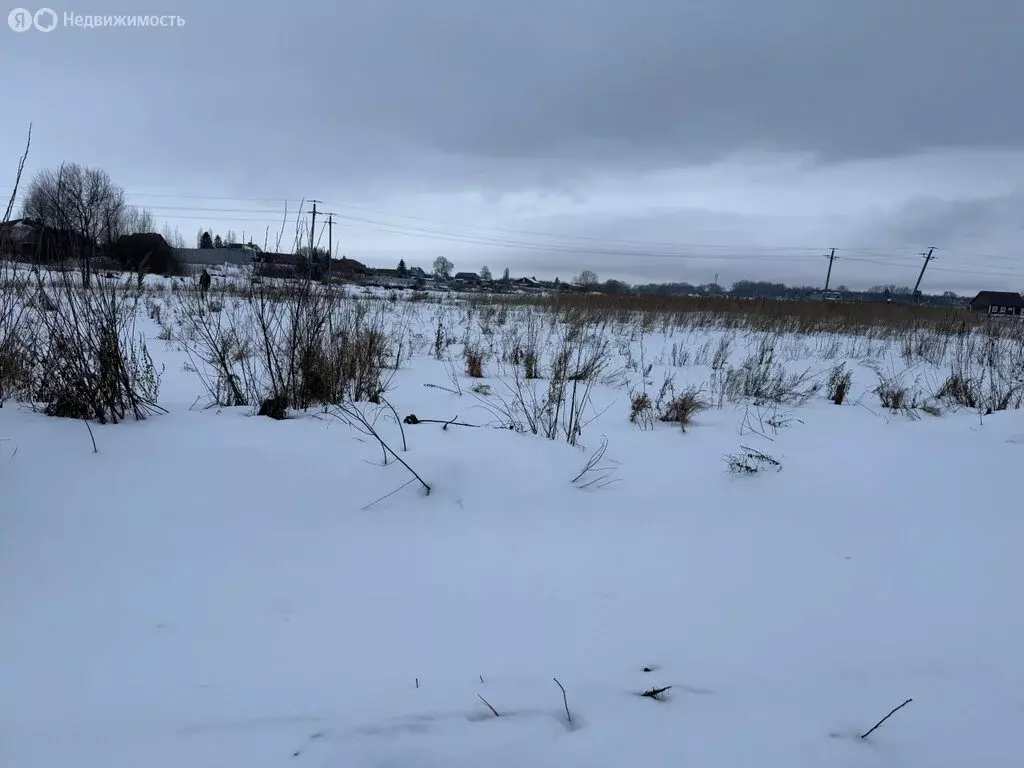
[824, 248, 838, 295]
[912, 247, 935, 301]
[322, 212, 337, 281]
[308, 199, 321, 259]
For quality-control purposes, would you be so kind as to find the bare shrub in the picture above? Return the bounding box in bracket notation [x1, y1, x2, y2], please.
[826, 362, 853, 405]
[173, 291, 249, 406]
[28, 271, 163, 423]
[245, 284, 395, 409]
[174, 277, 396, 410]
[501, 311, 543, 379]
[482, 318, 611, 445]
[0, 262, 35, 404]
[932, 324, 1024, 416]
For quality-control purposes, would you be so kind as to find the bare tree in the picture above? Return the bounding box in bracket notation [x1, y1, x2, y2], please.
[575, 269, 599, 287]
[161, 223, 186, 249]
[433, 256, 454, 279]
[479, 265, 493, 281]
[4, 123, 31, 223]
[22, 163, 130, 286]
[119, 206, 155, 238]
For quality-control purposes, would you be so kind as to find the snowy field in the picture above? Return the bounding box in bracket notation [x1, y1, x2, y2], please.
[2, 271, 1024, 767]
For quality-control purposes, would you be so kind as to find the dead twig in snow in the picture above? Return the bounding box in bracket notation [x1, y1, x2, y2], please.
[379, 396, 407, 451]
[860, 698, 913, 740]
[331, 404, 431, 495]
[423, 382, 461, 395]
[553, 677, 572, 724]
[83, 419, 98, 453]
[361, 478, 417, 511]
[477, 693, 500, 717]
[640, 685, 672, 700]
[404, 414, 481, 428]
[572, 434, 620, 489]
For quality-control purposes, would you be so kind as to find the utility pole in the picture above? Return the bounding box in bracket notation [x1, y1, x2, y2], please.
[308, 200, 321, 280]
[309, 199, 321, 255]
[322, 211, 337, 282]
[823, 248, 838, 295]
[912, 247, 935, 301]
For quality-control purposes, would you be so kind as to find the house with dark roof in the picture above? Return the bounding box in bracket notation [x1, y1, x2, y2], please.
[969, 291, 1024, 316]
[113, 233, 178, 274]
[0, 218, 96, 263]
[329, 256, 368, 280]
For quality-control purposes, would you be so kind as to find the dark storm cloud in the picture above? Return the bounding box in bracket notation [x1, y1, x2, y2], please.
[8, 0, 1022, 182]
[2, 0, 1022, 291]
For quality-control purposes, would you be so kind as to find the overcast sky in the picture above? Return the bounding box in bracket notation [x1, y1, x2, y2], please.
[3, 0, 1022, 292]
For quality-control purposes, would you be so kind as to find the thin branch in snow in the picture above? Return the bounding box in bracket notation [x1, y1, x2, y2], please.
[860, 698, 913, 740]
[379, 396, 407, 452]
[477, 693, 500, 718]
[361, 478, 417, 511]
[83, 419, 98, 453]
[640, 685, 672, 700]
[404, 414, 481, 428]
[332, 404, 431, 495]
[572, 434, 620, 489]
[423, 382, 461, 396]
[553, 677, 572, 724]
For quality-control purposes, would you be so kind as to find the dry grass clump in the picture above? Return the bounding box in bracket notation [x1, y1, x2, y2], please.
[464, 344, 485, 378]
[659, 385, 708, 430]
[721, 338, 821, 406]
[629, 391, 654, 428]
[826, 362, 853, 405]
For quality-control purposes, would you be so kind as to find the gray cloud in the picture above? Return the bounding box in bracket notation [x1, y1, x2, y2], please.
[2, 0, 1022, 291]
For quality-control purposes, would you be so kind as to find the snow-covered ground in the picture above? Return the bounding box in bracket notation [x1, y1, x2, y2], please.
[2, 286, 1024, 767]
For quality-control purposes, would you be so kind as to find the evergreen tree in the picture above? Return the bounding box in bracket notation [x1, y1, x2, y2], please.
[213, 234, 223, 248]
[199, 231, 213, 249]
[397, 259, 408, 276]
